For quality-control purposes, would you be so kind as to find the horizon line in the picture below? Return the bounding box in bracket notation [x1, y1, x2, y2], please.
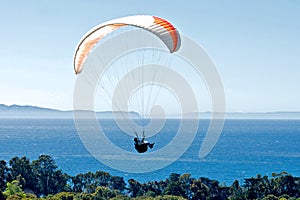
[1, 103, 300, 114]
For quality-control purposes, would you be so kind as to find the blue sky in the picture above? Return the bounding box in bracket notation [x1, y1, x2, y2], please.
[0, 1, 299, 112]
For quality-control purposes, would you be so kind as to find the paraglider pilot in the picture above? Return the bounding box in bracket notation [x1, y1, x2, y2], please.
[134, 131, 155, 153]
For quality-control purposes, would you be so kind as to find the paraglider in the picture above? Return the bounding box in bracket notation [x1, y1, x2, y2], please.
[134, 131, 155, 153]
[73, 15, 181, 153]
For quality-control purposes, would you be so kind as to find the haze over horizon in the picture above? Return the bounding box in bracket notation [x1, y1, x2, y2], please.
[1, 103, 300, 114]
[0, 1, 299, 113]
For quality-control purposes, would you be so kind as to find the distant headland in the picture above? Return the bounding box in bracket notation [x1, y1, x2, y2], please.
[0, 104, 300, 119]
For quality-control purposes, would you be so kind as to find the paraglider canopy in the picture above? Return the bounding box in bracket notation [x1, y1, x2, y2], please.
[73, 15, 182, 155]
[73, 15, 181, 75]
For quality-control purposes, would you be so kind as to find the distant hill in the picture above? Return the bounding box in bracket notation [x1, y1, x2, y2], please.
[184, 111, 300, 119]
[0, 104, 141, 119]
[0, 104, 300, 119]
[223, 111, 300, 119]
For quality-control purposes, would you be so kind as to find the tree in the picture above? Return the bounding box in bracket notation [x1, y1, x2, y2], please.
[164, 173, 185, 197]
[142, 181, 164, 197]
[190, 179, 209, 200]
[70, 171, 110, 194]
[9, 156, 37, 193]
[3, 180, 25, 199]
[154, 195, 187, 200]
[262, 194, 278, 200]
[92, 186, 118, 200]
[109, 176, 126, 193]
[94, 171, 111, 187]
[229, 180, 243, 200]
[179, 174, 193, 199]
[164, 181, 185, 197]
[31, 155, 68, 196]
[128, 179, 143, 197]
[0, 190, 5, 200]
[71, 173, 85, 193]
[50, 191, 75, 200]
[244, 175, 264, 199]
[270, 172, 298, 197]
[0, 160, 11, 191]
[169, 173, 180, 183]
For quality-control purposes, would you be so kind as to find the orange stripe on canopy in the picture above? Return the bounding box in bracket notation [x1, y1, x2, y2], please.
[74, 24, 126, 74]
[153, 16, 179, 52]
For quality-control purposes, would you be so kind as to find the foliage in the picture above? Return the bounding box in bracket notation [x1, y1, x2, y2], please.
[3, 180, 25, 198]
[1, 155, 300, 200]
[0, 190, 4, 200]
[153, 195, 187, 200]
[45, 192, 75, 200]
[9, 156, 37, 193]
[0, 160, 11, 191]
[31, 155, 69, 196]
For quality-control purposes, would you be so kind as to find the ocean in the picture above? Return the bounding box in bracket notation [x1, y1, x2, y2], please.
[0, 118, 299, 185]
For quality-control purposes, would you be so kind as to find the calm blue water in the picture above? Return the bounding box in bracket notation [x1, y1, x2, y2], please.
[0, 118, 299, 185]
